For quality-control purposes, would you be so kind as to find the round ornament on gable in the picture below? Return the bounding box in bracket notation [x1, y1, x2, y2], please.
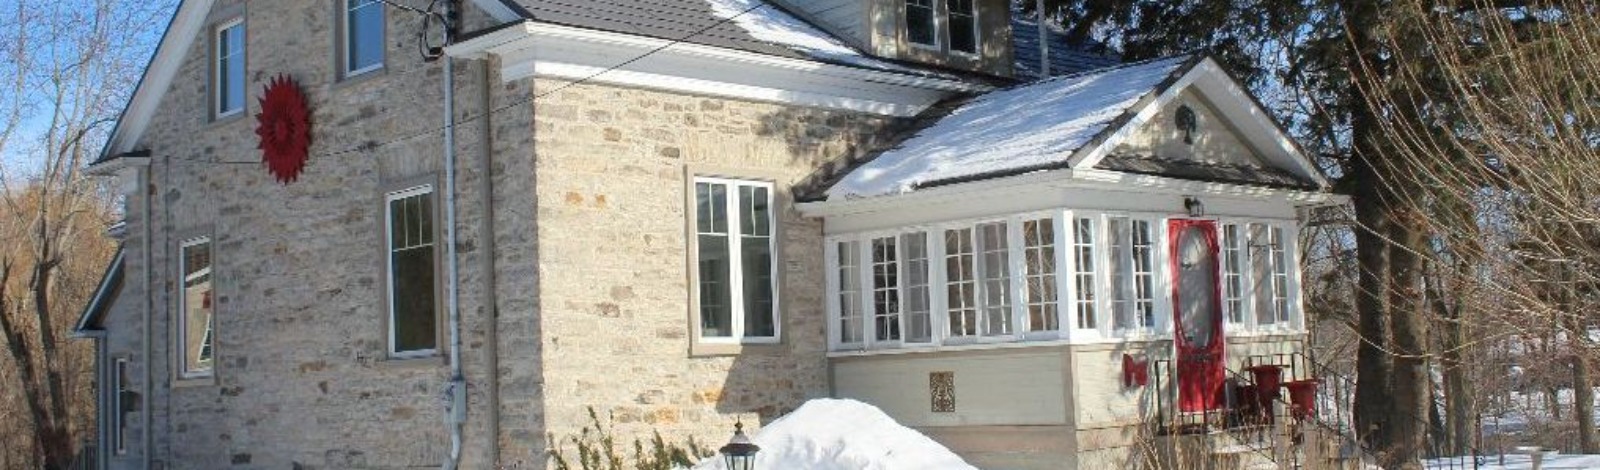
[254, 74, 312, 184]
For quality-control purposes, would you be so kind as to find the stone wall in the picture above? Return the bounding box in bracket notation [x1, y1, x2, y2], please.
[529, 79, 896, 455]
[117, 0, 524, 468]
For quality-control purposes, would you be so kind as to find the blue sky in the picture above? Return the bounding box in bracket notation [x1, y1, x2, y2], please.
[0, 0, 177, 181]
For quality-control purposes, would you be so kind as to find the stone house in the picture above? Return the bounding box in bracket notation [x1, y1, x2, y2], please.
[71, 0, 1340, 469]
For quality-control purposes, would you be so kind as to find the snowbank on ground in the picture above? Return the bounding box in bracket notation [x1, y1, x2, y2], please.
[692, 398, 977, 470]
[1425, 453, 1600, 469]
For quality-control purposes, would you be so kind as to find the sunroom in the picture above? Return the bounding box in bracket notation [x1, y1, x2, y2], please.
[794, 55, 1342, 467]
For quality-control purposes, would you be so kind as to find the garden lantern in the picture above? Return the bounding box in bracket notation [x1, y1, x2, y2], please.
[719, 421, 760, 470]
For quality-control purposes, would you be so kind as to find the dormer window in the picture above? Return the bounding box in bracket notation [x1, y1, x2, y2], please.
[906, 0, 937, 47]
[948, 0, 978, 54]
[904, 0, 980, 54]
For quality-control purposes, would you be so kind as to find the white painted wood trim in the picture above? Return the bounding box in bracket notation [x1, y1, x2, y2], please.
[445, 20, 986, 117]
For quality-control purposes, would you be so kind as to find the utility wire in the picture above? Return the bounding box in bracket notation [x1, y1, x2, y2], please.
[316, 2, 769, 160]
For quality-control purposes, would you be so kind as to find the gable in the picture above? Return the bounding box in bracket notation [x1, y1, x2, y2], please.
[1112, 88, 1267, 168]
[95, 0, 519, 164]
[811, 55, 1329, 202]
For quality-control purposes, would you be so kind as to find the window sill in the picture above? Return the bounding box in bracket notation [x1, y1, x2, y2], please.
[690, 340, 783, 357]
[334, 64, 388, 90]
[209, 108, 247, 128]
[171, 374, 215, 388]
[374, 354, 446, 370]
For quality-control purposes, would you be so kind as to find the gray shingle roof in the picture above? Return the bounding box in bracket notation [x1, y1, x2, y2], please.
[1010, 12, 1121, 79]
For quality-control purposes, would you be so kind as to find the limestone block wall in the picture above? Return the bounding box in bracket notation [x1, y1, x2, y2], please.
[118, 0, 530, 468]
[529, 79, 897, 453]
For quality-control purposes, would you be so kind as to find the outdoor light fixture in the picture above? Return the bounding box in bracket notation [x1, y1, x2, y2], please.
[719, 421, 760, 470]
[1184, 196, 1205, 217]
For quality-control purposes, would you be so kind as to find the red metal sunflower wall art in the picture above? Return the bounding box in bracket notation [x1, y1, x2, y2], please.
[254, 74, 312, 184]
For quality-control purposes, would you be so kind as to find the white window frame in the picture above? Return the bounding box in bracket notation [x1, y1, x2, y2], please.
[1217, 217, 1302, 336]
[385, 185, 439, 358]
[177, 236, 214, 379]
[111, 357, 130, 455]
[946, 0, 981, 56]
[692, 177, 780, 344]
[1019, 215, 1063, 339]
[824, 212, 1305, 354]
[213, 18, 245, 119]
[1108, 215, 1162, 336]
[342, 0, 385, 77]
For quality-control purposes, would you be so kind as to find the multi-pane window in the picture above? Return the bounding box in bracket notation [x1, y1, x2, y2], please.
[906, 0, 937, 46]
[1269, 226, 1291, 324]
[827, 216, 1298, 350]
[1023, 219, 1058, 332]
[344, 0, 385, 75]
[871, 237, 902, 342]
[214, 19, 245, 118]
[944, 228, 979, 337]
[901, 233, 934, 343]
[178, 237, 213, 378]
[1110, 218, 1156, 331]
[836, 240, 864, 345]
[976, 222, 1013, 337]
[1072, 217, 1098, 330]
[1221, 224, 1247, 325]
[695, 178, 778, 342]
[387, 186, 438, 356]
[948, 0, 978, 54]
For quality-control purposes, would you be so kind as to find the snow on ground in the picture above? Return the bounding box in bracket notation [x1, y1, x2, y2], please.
[1426, 453, 1600, 469]
[825, 56, 1192, 200]
[692, 398, 977, 470]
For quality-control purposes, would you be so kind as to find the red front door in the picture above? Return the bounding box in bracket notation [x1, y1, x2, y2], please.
[1170, 219, 1225, 412]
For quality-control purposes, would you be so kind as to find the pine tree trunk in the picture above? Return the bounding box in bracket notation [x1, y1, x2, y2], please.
[1386, 217, 1430, 470]
[1340, 0, 1396, 451]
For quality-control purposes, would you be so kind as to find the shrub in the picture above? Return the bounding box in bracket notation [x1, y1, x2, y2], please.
[549, 407, 715, 470]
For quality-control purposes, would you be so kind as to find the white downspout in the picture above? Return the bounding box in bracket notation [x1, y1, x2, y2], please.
[140, 164, 154, 470]
[439, 5, 466, 470]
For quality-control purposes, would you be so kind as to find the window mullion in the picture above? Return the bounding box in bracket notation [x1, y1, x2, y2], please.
[928, 229, 949, 346]
[857, 238, 875, 348]
[1007, 219, 1027, 340]
[726, 183, 745, 340]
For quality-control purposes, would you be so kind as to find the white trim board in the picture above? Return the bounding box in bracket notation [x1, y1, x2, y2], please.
[445, 21, 988, 117]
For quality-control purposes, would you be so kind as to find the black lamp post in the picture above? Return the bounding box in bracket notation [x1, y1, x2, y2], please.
[719, 421, 760, 470]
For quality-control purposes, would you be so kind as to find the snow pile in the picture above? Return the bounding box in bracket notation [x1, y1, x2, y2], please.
[826, 56, 1193, 200]
[692, 399, 977, 470]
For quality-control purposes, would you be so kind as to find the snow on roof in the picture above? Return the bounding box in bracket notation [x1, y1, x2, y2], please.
[708, 0, 946, 77]
[693, 398, 976, 470]
[824, 55, 1194, 200]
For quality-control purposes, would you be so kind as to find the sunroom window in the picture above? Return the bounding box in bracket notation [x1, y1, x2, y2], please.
[1221, 223, 1247, 325]
[1072, 217, 1098, 330]
[836, 240, 864, 345]
[1110, 217, 1156, 332]
[976, 222, 1013, 337]
[944, 228, 979, 337]
[1022, 219, 1059, 332]
[827, 215, 1299, 351]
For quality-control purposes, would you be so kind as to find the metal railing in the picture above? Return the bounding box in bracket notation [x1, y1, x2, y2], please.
[1248, 353, 1488, 469]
